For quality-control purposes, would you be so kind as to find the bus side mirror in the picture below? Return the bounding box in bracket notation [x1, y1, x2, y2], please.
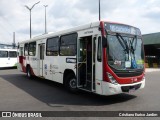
[102, 36, 107, 47]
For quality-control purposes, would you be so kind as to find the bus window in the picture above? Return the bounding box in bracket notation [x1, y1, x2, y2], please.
[46, 37, 59, 56]
[0, 51, 8, 58]
[24, 43, 29, 56]
[60, 33, 77, 56]
[29, 42, 36, 56]
[9, 51, 17, 58]
[97, 37, 102, 62]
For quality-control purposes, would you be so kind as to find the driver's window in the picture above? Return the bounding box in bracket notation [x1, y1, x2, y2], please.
[97, 37, 102, 62]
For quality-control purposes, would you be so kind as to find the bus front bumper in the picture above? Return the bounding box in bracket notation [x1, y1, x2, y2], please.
[96, 78, 145, 96]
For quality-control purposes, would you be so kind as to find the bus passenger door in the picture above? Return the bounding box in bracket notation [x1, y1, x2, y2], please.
[77, 36, 96, 92]
[38, 44, 45, 77]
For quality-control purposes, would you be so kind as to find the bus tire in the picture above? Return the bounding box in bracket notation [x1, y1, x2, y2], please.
[65, 74, 78, 93]
[27, 66, 32, 78]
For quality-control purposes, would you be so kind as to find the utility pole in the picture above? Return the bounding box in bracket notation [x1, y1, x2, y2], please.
[44, 5, 48, 34]
[25, 1, 40, 39]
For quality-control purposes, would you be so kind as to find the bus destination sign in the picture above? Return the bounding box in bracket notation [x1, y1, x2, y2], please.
[105, 23, 141, 35]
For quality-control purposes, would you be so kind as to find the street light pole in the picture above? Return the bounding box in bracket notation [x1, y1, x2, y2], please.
[25, 1, 40, 39]
[99, 0, 101, 21]
[30, 10, 31, 38]
[44, 5, 48, 34]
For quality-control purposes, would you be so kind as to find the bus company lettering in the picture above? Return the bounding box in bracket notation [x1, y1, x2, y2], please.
[31, 57, 37, 61]
[84, 31, 93, 34]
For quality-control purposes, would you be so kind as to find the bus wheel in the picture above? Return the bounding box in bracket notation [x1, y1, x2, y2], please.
[27, 66, 32, 78]
[65, 74, 78, 93]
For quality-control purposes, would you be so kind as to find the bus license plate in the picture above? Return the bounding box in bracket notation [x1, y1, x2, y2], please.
[129, 88, 135, 93]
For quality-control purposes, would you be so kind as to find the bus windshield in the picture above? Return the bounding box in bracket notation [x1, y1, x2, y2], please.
[107, 34, 144, 70]
[0, 51, 8, 58]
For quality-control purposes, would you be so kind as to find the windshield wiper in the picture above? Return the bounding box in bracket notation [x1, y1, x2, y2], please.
[129, 36, 137, 56]
[116, 33, 130, 60]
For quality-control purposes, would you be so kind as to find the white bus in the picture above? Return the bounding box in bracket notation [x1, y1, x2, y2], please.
[0, 49, 17, 68]
[17, 21, 145, 95]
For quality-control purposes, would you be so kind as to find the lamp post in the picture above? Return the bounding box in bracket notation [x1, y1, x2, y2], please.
[25, 1, 40, 39]
[99, 0, 101, 21]
[44, 5, 48, 34]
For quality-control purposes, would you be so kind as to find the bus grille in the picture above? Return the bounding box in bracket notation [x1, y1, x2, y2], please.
[121, 84, 141, 92]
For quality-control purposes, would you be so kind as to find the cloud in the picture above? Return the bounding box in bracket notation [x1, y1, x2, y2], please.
[0, 0, 160, 44]
[143, 7, 160, 21]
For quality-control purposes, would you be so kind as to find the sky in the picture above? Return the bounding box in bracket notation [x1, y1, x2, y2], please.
[0, 0, 160, 44]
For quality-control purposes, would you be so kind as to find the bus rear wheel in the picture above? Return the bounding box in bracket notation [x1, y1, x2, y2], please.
[65, 74, 78, 93]
[27, 66, 32, 78]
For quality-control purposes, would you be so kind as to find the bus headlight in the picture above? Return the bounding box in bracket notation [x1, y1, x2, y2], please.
[107, 73, 118, 85]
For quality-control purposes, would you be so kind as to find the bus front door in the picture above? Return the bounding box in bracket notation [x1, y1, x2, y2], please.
[77, 36, 96, 92]
[38, 44, 45, 77]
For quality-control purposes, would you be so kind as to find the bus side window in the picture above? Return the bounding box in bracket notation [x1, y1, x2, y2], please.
[24, 43, 29, 56]
[97, 37, 102, 62]
[60, 33, 77, 56]
[29, 42, 36, 56]
[46, 37, 59, 56]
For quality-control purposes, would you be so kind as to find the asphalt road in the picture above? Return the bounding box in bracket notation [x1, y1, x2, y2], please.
[0, 68, 160, 119]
